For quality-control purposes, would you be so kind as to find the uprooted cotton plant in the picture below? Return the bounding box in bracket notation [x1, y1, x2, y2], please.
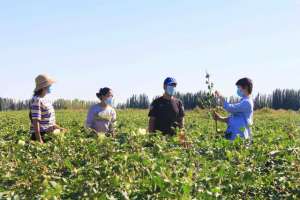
[199, 72, 220, 135]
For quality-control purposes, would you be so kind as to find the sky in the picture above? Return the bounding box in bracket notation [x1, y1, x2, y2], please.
[0, 0, 300, 103]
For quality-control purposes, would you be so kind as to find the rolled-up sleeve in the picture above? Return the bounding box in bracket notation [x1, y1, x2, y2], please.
[224, 100, 250, 113]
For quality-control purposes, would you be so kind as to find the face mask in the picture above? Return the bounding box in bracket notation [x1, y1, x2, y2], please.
[47, 86, 52, 94]
[104, 97, 113, 106]
[166, 85, 176, 96]
[237, 87, 244, 97]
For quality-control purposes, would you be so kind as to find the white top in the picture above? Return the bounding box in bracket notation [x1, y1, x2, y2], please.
[85, 104, 117, 133]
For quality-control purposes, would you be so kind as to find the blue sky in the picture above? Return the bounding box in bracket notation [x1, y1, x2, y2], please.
[0, 0, 299, 103]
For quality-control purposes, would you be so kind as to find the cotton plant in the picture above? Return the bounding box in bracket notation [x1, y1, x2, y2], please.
[138, 128, 147, 136]
[200, 72, 223, 135]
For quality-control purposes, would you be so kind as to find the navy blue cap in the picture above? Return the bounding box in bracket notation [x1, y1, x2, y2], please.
[164, 77, 177, 86]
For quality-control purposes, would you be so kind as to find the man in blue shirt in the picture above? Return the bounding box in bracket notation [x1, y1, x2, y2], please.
[214, 78, 254, 140]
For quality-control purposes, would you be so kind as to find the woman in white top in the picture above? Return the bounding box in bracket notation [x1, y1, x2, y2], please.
[86, 87, 117, 136]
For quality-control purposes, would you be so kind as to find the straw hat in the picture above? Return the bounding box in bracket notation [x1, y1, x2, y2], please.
[34, 74, 55, 92]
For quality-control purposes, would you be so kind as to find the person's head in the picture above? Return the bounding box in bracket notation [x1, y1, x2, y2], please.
[236, 77, 253, 97]
[163, 77, 177, 97]
[34, 74, 55, 97]
[96, 87, 113, 106]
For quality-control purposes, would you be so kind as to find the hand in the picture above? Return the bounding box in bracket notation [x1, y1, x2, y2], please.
[213, 111, 222, 121]
[46, 126, 55, 133]
[215, 91, 225, 102]
[60, 127, 68, 133]
[214, 90, 222, 98]
[39, 140, 44, 144]
[178, 131, 191, 149]
[105, 132, 115, 138]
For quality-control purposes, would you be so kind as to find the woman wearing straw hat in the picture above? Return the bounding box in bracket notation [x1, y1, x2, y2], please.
[29, 74, 66, 143]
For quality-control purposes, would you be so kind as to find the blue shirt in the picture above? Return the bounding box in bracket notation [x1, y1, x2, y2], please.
[223, 96, 254, 140]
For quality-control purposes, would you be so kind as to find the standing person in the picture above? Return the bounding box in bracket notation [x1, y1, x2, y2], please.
[214, 78, 254, 141]
[29, 74, 65, 143]
[148, 77, 185, 136]
[86, 87, 117, 136]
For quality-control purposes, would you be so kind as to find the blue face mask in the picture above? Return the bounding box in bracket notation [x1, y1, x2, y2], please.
[237, 87, 244, 97]
[104, 97, 113, 106]
[166, 85, 176, 96]
[47, 86, 52, 94]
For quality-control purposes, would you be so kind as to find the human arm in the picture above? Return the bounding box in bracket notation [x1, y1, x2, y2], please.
[215, 90, 250, 113]
[148, 100, 158, 133]
[213, 111, 229, 123]
[32, 120, 43, 143]
[85, 106, 98, 134]
[148, 117, 156, 133]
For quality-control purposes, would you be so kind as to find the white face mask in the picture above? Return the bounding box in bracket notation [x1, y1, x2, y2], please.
[47, 86, 53, 94]
[237, 87, 245, 97]
[166, 85, 176, 96]
[104, 97, 113, 106]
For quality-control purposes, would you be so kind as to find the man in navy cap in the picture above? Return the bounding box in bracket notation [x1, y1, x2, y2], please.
[148, 77, 185, 136]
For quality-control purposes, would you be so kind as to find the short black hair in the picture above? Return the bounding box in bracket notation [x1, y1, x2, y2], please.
[236, 78, 253, 94]
[96, 87, 111, 99]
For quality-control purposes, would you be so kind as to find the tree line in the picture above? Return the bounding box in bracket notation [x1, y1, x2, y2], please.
[116, 94, 150, 109]
[176, 89, 300, 111]
[0, 98, 97, 111]
[1, 89, 300, 111]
